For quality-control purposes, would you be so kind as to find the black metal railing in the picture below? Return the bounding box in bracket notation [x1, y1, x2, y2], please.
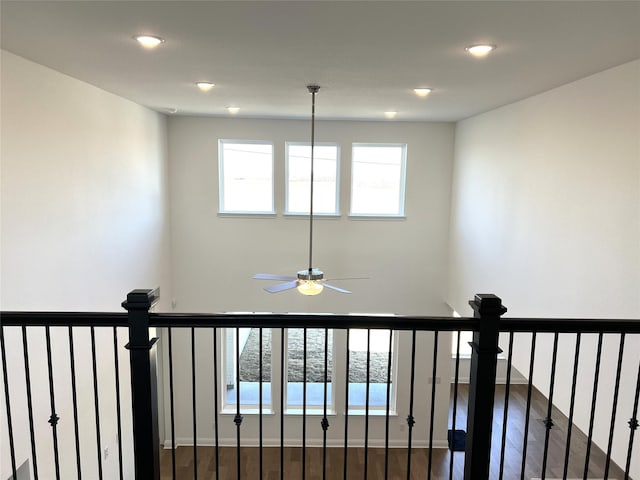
[1, 291, 639, 480]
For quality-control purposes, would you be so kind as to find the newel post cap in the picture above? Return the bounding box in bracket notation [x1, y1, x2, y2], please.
[469, 294, 507, 317]
[122, 288, 160, 310]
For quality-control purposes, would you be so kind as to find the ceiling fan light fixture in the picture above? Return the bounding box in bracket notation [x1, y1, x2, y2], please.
[296, 268, 324, 296]
[297, 280, 324, 296]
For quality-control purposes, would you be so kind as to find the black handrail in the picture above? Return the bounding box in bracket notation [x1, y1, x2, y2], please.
[4, 311, 638, 333]
[500, 317, 640, 332]
[1, 311, 128, 326]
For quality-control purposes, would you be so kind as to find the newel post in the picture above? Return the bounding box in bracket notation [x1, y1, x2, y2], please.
[464, 294, 507, 480]
[123, 289, 161, 480]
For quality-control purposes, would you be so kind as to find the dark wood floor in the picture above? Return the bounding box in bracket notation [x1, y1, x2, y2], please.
[160, 384, 627, 479]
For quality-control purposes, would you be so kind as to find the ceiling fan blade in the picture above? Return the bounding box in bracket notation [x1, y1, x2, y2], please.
[253, 273, 297, 282]
[264, 280, 298, 293]
[324, 276, 370, 281]
[323, 282, 352, 294]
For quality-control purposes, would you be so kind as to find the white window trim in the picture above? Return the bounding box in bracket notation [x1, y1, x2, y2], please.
[218, 139, 275, 215]
[349, 142, 407, 218]
[284, 141, 341, 216]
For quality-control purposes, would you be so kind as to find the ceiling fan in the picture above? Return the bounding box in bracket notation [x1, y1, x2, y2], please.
[253, 85, 352, 296]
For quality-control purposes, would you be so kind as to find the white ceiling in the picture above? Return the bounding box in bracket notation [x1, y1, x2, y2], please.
[1, 1, 639, 121]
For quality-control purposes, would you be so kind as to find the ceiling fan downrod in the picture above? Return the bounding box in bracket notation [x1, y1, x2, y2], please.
[306, 84, 320, 278]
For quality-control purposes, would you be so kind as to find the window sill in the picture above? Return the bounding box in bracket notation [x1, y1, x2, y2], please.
[220, 407, 274, 415]
[452, 353, 472, 360]
[284, 213, 341, 218]
[217, 212, 277, 218]
[346, 409, 397, 416]
[285, 408, 337, 416]
[219, 408, 397, 416]
[348, 215, 406, 220]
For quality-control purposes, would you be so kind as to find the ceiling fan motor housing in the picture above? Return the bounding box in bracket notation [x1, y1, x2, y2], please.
[297, 268, 324, 281]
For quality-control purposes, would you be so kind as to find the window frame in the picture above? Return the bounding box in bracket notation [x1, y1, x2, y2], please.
[218, 139, 275, 215]
[349, 142, 408, 218]
[284, 141, 341, 217]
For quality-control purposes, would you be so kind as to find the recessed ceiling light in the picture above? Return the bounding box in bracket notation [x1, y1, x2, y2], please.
[227, 106, 240, 114]
[465, 44, 496, 57]
[414, 88, 432, 97]
[196, 82, 215, 92]
[133, 35, 164, 49]
[384, 111, 398, 119]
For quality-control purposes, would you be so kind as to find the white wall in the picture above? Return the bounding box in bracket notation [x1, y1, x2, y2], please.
[0, 51, 172, 480]
[447, 60, 640, 478]
[168, 117, 454, 315]
[165, 116, 456, 448]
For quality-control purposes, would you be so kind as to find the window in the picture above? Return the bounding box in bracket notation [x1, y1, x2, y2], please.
[219, 140, 274, 214]
[286, 142, 339, 215]
[285, 328, 333, 412]
[347, 329, 396, 411]
[350, 143, 407, 216]
[224, 327, 272, 410]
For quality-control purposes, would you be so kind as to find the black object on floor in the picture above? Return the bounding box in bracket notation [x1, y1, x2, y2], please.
[448, 429, 466, 451]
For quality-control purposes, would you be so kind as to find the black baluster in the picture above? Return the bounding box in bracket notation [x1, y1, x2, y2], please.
[168, 328, 177, 480]
[91, 326, 103, 480]
[22, 326, 39, 480]
[583, 332, 604, 478]
[322, 327, 329, 480]
[498, 332, 514, 480]
[604, 333, 626, 478]
[449, 329, 463, 480]
[428, 330, 439, 480]
[192, 327, 198, 480]
[364, 329, 371, 480]
[1, 326, 17, 479]
[384, 330, 393, 480]
[344, 328, 350, 480]
[113, 327, 124, 480]
[213, 328, 220, 480]
[302, 327, 307, 480]
[45, 326, 61, 479]
[259, 327, 264, 480]
[540, 333, 559, 480]
[68, 327, 82, 479]
[280, 328, 285, 480]
[235, 327, 242, 480]
[625, 360, 640, 478]
[562, 333, 581, 480]
[520, 332, 536, 480]
[406, 329, 417, 480]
